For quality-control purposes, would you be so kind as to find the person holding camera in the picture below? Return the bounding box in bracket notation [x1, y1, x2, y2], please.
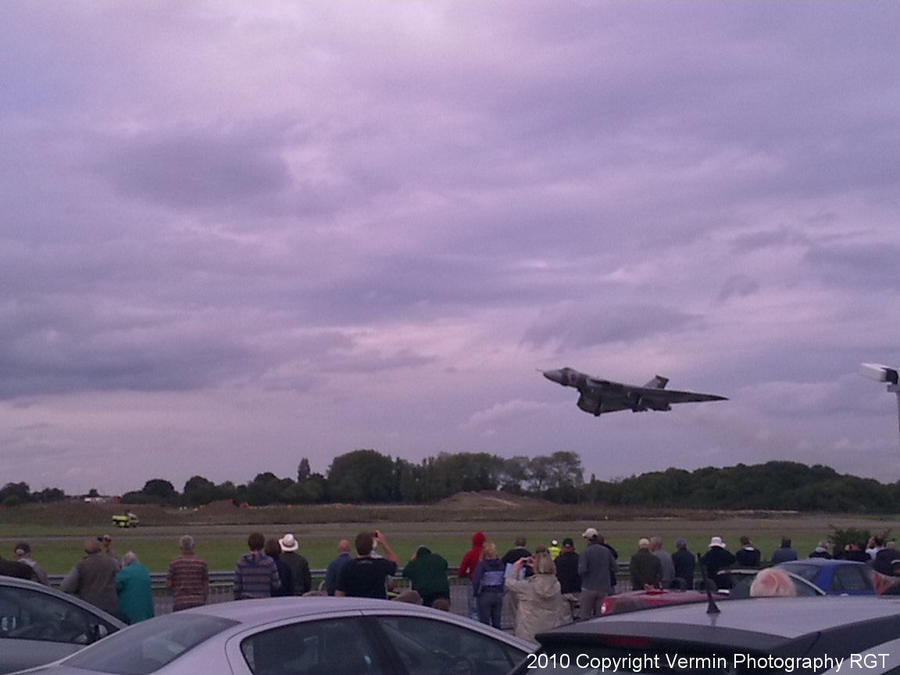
[335, 530, 399, 599]
[505, 552, 570, 642]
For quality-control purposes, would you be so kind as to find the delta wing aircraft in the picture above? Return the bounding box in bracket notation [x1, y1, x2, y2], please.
[543, 367, 727, 416]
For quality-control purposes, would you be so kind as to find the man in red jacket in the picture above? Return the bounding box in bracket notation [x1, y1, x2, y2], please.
[458, 531, 486, 620]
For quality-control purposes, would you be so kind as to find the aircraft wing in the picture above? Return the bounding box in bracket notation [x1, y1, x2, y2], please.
[583, 381, 726, 413]
[629, 385, 728, 407]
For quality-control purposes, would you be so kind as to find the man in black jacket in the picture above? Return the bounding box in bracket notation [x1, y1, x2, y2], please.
[279, 534, 311, 595]
[555, 538, 580, 619]
[672, 538, 696, 590]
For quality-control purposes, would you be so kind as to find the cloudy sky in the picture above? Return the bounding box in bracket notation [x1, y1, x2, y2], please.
[2, 2, 899, 495]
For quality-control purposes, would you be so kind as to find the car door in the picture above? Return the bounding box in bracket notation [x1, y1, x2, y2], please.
[233, 615, 394, 675]
[370, 614, 529, 675]
[0, 584, 116, 674]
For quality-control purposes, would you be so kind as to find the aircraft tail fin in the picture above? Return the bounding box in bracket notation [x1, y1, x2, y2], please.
[643, 375, 669, 389]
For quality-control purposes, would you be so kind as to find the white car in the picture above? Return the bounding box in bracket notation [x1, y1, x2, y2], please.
[19, 596, 533, 675]
[0, 576, 123, 674]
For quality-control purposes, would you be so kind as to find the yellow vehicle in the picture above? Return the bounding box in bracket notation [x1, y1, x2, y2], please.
[111, 512, 139, 528]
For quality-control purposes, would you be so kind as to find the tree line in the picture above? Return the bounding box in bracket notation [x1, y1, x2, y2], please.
[3, 452, 900, 512]
[122, 450, 586, 507]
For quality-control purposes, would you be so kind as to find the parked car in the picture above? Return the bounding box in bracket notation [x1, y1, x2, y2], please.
[21, 596, 533, 675]
[0, 576, 124, 674]
[777, 558, 874, 595]
[725, 568, 825, 598]
[599, 569, 823, 616]
[512, 596, 900, 675]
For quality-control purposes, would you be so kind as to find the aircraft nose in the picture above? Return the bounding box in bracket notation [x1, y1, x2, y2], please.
[543, 369, 565, 384]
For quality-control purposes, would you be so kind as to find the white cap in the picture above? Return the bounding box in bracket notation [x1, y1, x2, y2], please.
[709, 536, 725, 548]
[582, 527, 598, 539]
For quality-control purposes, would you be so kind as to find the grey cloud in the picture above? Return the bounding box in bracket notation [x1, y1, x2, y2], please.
[97, 126, 292, 211]
[716, 275, 760, 303]
[804, 243, 900, 290]
[732, 227, 810, 253]
[3, 1, 900, 489]
[522, 304, 702, 351]
[300, 252, 571, 324]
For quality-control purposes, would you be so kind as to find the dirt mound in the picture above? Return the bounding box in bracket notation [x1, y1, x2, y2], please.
[436, 491, 555, 510]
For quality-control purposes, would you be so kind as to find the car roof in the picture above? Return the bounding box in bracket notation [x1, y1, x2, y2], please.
[0, 574, 126, 627]
[538, 597, 900, 653]
[181, 596, 454, 624]
[779, 558, 866, 567]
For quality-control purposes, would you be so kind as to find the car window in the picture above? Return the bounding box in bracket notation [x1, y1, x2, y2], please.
[779, 564, 818, 583]
[791, 578, 822, 597]
[0, 585, 116, 645]
[831, 566, 872, 592]
[240, 617, 390, 675]
[374, 615, 526, 675]
[65, 613, 236, 674]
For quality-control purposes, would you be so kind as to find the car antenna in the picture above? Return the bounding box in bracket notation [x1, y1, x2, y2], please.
[697, 552, 721, 614]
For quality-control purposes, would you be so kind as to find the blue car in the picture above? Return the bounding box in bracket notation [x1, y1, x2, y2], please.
[777, 558, 874, 595]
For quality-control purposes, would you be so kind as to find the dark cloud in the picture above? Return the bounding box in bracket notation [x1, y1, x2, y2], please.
[0, 299, 258, 399]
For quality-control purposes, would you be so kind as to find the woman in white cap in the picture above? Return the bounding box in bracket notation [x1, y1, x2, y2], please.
[699, 536, 735, 589]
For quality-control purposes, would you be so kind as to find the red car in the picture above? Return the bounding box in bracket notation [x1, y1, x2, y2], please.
[601, 588, 715, 615]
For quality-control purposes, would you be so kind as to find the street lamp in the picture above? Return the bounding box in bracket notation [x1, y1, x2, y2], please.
[860, 363, 900, 445]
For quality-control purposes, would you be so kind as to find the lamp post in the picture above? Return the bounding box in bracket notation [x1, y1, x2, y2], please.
[860, 363, 900, 446]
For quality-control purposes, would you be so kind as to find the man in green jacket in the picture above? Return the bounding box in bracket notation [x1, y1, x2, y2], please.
[115, 552, 154, 624]
[402, 546, 450, 607]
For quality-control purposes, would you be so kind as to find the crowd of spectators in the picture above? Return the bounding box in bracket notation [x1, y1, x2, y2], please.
[7, 527, 900, 634]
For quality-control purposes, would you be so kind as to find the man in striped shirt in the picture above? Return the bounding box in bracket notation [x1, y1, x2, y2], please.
[234, 532, 281, 599]
[166, 535, 209, 611]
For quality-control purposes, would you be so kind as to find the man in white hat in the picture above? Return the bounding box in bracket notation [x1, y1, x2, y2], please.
[577, 527, 617, 620]
[700, 536, 736, 589]
[279, 533, 311, 595]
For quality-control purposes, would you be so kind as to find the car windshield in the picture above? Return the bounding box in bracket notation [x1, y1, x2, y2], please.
[64, 613, 237, 674]
[514, 645, 781, 675]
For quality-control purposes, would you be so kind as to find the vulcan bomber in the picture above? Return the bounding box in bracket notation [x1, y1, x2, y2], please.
[543, 367, 727, 416]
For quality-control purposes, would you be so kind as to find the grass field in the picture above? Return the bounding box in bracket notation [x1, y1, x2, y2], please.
[1, 498, 898, 574]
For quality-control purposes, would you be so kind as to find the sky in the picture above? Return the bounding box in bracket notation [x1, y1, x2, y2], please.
[2, 2, 899, 495]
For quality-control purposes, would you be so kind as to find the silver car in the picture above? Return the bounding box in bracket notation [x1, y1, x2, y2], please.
[0, 576, 123, 674]
[20, 596, 533, 675]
